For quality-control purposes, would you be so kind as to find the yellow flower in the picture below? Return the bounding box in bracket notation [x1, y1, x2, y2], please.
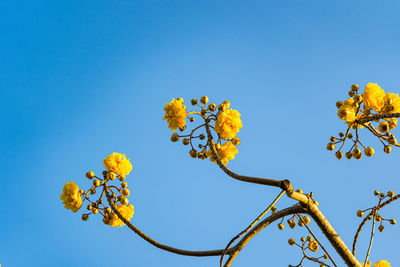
[362, 83, 385, 112]
[162, 98, 187, 131]
[60, 181, 82, 212]
[382, 93, 400, 114]
[106, 204, 134, 228]
[373, 260, 391, 267]
[337, 98, 357, 122]
[207, 142, 239, 165]
[103, 153, 132, 176]
[215, 109, 243, 140]
[308, 241, 319, 252]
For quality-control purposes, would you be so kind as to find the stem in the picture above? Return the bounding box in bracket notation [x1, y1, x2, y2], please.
[104, 185, 234, 257]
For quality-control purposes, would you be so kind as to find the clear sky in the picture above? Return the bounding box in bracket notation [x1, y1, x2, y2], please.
[1, 1, 400, 266]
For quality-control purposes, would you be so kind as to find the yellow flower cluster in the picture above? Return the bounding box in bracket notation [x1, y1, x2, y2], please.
[106, 204, 134, 228]
[337, 98, 357, 122]
[373, 260, 391, 267]
[215, 109, 243, 140]
[60, 181, 82, 212]
[163, 98, 187, 131]
[363, 83, 386, 112]
[103, 153, 132, 176]
[207, 142, 239, 165]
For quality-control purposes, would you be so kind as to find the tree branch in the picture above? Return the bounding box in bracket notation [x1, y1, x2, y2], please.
[104, 185, 234, 257]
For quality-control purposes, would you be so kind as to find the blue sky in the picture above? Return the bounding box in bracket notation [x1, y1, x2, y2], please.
[1, 1, 400, 266]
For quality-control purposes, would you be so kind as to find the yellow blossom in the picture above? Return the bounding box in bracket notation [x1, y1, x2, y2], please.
[308, 241, 319, 252]
[337, 98, 357, 122]
[60, 181, 82, 212]
[382, 93, 400, 114]
[215, 108, 242, 140]
[373, 260, 391, 267]
[362, 83, 385, 112]
[106, 204, 134, 228]
[162, 98, 187, 131]
[103, 153, 132, 176]
[207, 142, 239, 165]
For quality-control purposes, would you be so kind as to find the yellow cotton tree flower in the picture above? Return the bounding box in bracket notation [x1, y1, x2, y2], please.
[382, 93, 400, 114]
[346, 114, 366, 129]
[106, 204, 134, 228]
[362, 83, 386, 112]
[163, 98, 187, 131]
[337, 98, 357, 122]
[373, 260, 391, 267]
[215, 108, 243, 140]
[207, 142, 239, 165]
[60, 181, 83, 212]
[103, 153, 132, 177]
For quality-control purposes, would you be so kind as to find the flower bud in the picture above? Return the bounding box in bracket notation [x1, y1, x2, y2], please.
[92, 208, 99, 214]
[90, 189, 96, 195]
[345, 151, 353, 159]
[288, 238, 295, 245]
[86, 171, 95, 179]
[104, 207, 112, 214]
[122, 189, 130, 197]
[307, 236, 313, 241]
[374, 190, 380, 196]
[82, 214, 89, 221]
[351, 84, 359, 91]
[191, 99, 198, 106]
[380, 192, 385, 198]
[330, 136, 336, 142]
[120, 197, 129, 206]
[118, 175, 126, 181]
[326, 143, 335, 151]
[390, 219, 396, 225]
[300, 237, 306, 242]
[303, 216, 311, 224]
[384, 146, 392, 154]
[231, 137, 241, 146]
[379, 225, 385, 232]
[356, 210, 364, 217]
[199, 134, 205, 140]
[348, 91, 355, 97]
[208, 103, 216, 111]
[378, 121, 389, 133]
[121, 182, 128, 188]
[278, 223, 284, 230]
[335, 151, 343, 160]
[87, 204, 93, 210]
[79, 189, 85, 195]
[339, 132, 344, 137]
[200, 96, 209, 105]
[182, 138, 190, 145]
[389, 118, 397, 130]
[189, 149, 198, 158]
[352, 147, 361, 157]
[387, 191, 394, 198]
[93, 179, 101, 187]
[108, 172, 116, 180]
[364, 147, 375, 157]
[336, 101, 343, 108]
[354, 94, 362, 103]
[171, 133, 179, 142]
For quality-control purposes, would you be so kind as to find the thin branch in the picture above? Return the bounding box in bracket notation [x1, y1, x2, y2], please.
[104, 185, 234, 257]
[364, 210, 377, 266]
[224, 204, 308, 267]
[355, 113, 400, 124]
[219, 190, 285, 267]
[352, 193, 400, 255]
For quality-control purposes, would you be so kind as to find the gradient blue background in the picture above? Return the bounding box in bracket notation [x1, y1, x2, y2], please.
[1, 1, 400, 266]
